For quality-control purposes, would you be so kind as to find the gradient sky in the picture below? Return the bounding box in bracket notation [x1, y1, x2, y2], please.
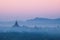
[0, 0, 60, 21]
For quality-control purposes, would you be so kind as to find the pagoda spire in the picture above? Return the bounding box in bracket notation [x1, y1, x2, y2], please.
[13, 21, 20, 27]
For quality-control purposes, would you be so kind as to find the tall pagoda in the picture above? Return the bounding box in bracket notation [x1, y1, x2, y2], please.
[13, 21, 20, 27]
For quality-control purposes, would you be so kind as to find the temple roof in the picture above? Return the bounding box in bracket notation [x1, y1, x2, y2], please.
[13, 21, 20, 27]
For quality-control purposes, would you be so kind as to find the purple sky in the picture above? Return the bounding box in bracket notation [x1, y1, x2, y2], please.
[0, 0, 60, 21]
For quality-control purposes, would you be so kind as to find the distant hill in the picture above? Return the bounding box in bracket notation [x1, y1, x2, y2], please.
[27, 17, 60, 21]
[26, 17, 60, 24]
[27, 17, 51, 21]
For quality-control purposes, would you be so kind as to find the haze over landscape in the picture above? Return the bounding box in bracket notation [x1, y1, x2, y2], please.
[0, 0, 60, 40]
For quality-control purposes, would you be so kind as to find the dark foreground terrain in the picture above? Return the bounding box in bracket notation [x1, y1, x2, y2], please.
[0, 32, 60, 40]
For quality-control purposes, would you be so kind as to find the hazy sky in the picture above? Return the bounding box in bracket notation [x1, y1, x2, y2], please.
[0, 0, 60, 20]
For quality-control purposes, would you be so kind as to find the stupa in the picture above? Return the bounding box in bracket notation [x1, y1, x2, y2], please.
[13, 21, 20, 27]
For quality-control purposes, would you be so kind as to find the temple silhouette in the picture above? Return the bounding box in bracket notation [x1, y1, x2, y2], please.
[13, 21, 20, 27]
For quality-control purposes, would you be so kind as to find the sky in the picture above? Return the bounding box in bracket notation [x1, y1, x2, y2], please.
[0, 0, 60, 21]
